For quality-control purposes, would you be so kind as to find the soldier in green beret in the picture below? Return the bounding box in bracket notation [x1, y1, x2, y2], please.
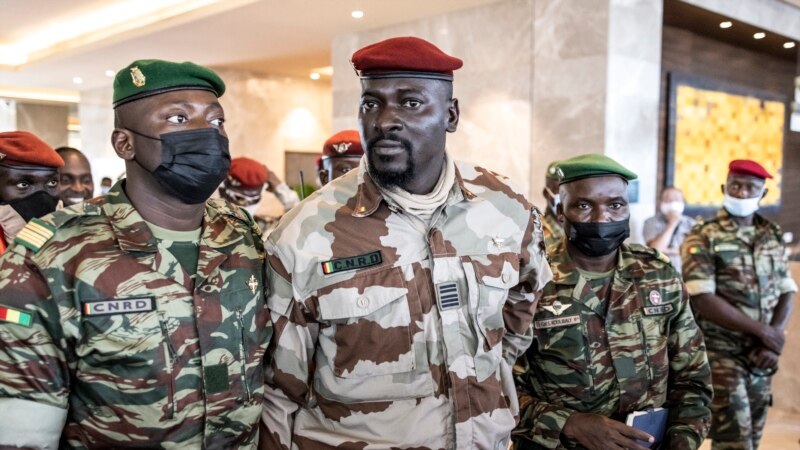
[0, 59, 270, 448]
[513, 153, 712, 450]
[542, 160, 565, 256]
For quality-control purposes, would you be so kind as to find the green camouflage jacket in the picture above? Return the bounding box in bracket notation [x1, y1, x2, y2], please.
[262, 160, 552, 450]
[681, 208, 798, 354]
[542, 211, 565, 257]
[0, 182, 270, 449]
[513, 241, 712, 450]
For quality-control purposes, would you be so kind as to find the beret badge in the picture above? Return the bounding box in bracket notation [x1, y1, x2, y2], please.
[333, 142, 352, 154]
[130, 66, 146, 88]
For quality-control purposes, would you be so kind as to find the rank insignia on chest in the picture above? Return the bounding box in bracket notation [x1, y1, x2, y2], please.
[648, 290, 662, 305]
[435, 282, 461, 311]
[321, 251, 382, 275]
[542, 300, 571, 316]
[247, 274, 258, 294]
[83, 297, 156, 316]
[643, 304, 674, 316]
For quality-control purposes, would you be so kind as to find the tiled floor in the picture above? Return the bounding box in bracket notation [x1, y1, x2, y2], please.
[699, 408, 800, 449]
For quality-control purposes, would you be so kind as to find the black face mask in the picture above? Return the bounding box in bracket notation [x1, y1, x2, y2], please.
[565, 219, 629, 257]
[8, 191, 59, 222]
[128, 127, 231, 204]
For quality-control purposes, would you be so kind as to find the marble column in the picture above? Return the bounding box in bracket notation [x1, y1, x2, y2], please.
[0, 99, 16, 132]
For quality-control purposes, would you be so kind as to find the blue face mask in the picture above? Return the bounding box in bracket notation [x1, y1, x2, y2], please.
[723, 193, 761, 217]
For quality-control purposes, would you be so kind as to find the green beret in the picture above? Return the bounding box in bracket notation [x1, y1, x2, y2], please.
[545, 160, 561, 180]
[112, 59, 225, 108]
[557, 153, 637, 185]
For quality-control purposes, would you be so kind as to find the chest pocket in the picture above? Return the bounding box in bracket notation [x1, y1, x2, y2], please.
[637, 309, 671, 389]
[531, 307, 590, 400]
[313, 266, 431, 403]
[464, 253, 520, 381]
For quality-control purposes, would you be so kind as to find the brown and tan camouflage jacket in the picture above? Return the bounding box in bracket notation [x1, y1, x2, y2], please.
[513, 241, 712, 450]
[681, 208, 798, 355]
[0, 182, 270, 449]
[262, 160, 552, 450]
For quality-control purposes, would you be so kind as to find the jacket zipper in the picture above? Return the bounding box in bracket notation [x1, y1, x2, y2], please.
[159, 315, 177, 419]
[236, 309, 252, 402]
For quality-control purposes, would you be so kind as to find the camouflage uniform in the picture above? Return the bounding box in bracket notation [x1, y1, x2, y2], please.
[513, 240, 712, 450]
[262, 160, 552, 450]
[0, 182, 270, 449]
[542, 210, 565, 257]
[681, 209, 798, 450]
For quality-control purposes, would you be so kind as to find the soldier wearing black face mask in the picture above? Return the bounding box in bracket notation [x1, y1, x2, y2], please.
[0, 60, 270, 449]
[0, 131, 64, 254]
[513, 154, 711, 450]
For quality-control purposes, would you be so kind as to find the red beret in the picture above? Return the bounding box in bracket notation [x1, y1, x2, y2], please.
[729, 159, 772, 179]
[0, 131, 64, 168]
[229, 157, 268, 188]
[351, 36, 463, 81]
[322, 130, 363, 159]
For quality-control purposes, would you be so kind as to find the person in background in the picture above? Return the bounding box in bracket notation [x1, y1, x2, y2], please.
[0, 59, 269, 449]
[513, 154, 711, 450]
[318, 129, 364, 185]
[681, 159, 796, 450]
[55, 146, 94, 206]
[99, 176, 113, 194]
[261, 36, 551, 450]
[643, 186, 694, 272]
[542, 160, 565, 255]
[0, 131, 64, 254]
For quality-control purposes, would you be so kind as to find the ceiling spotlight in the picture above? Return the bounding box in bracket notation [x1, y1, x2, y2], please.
[784, 41, 796, 49]
[105, 70, 115, 77]
[72, 77, 83, 85]
[351, 10, 364, 19]
[719, 21, 732, 29]
[310, 72, 321, 80]
[753, 32, 766, 39]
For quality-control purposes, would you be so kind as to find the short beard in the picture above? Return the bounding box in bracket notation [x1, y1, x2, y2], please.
[366, 136, 415, 189]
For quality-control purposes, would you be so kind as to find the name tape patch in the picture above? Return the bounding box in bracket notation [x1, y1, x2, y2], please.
[534, 315, 580, 329]
[321, 251, 382, 275]
[83, 297, 156, 316]
[643, 304, 674, 316]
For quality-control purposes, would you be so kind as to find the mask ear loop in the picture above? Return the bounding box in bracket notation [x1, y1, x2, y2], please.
[122, 126, 162, 141]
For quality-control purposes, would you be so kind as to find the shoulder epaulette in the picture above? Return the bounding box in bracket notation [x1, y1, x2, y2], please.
[207, 198, 256, 228]
[629, 243, 673, 266]
[13, 203, 97, 253]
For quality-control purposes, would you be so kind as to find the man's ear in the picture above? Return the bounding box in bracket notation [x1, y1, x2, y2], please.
[720, 184, 726, 195]
[556, 202, 564, 223]
[319, 169, 329, 186]
[446, 98, 459, 133]
[761, 188, 769, 199]
[111, 129, 135, 160]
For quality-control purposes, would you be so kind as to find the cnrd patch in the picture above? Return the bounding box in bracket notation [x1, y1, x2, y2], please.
[83, 297, 156, 316]
[321, 251, 382, 275]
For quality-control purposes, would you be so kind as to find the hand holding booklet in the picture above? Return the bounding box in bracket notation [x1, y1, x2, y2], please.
[625, 407, 668, 449]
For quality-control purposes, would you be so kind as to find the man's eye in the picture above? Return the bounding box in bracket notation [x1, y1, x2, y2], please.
[402, 100, 421, 108]
[46, 180, 58, 188]
[167, 115, 188, 124]
[15, 182, 29, 189]
[210, 118, 225, 127]
[361, 100, 377, 110]
[341, 167, 352, 174]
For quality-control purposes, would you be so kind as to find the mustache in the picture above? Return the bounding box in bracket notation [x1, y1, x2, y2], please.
[366, 134, 413, 152]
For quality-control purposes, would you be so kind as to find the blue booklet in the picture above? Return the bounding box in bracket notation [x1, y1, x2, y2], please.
[625, 407, 669, 449]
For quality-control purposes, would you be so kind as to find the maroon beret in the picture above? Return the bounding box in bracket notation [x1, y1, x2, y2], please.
[351, 36, 463, 81]
[229, 157, 268, 188]
[729, 159, 772, 180]
[322, 130, 363, 159]
[0, 131, 64, 168]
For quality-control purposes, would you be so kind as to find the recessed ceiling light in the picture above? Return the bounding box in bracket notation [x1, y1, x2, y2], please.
[719, 21, 732, 29]
[72, 76, 83, 85]
[753, 32, 766, 39]
[351, 10, 364, 19]
[310, 72, 321, 80]
[105, 69, 115, 77]
[784, 41, 796, 49]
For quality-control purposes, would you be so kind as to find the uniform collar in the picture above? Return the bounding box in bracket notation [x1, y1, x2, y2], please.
[351, 157, 477, 218]
[715, 207, 768, 232]
[548, 240, 645, 286]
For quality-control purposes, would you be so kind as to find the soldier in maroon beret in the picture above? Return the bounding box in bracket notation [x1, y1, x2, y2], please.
[318, 129, 363, 185]
[681, 159, 796, 449]
[0, 131, 64, 253]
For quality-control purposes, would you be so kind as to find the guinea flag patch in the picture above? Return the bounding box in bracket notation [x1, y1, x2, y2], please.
[0, 306, 32, 328]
